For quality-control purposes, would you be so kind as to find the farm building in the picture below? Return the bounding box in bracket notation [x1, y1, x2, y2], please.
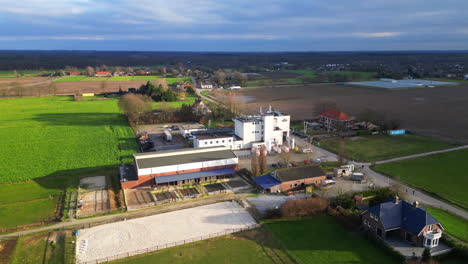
[200, 81, 213, 89]
[68, 71, 81, 76]
[192, 107, 290, 151]
[191, 99, 212, 115]
[319, 109, 354, 132]
[121, 146, 238, 189]
[362, 197, 444, 248]
[95, 71, 112, 77]
[254, 165, 326, 193]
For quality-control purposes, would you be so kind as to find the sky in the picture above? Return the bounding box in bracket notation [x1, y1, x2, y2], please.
[0, 0, 468, 52]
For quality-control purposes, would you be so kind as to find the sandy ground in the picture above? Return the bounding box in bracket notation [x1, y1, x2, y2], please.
[77, 190, 110, 217]
[76, 201, 257, 263]
[124, 189, 156, 210]
[80, 176, 106, 190]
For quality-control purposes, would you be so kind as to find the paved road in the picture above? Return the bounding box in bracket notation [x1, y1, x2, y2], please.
[296, 137, 468, 219]
[0, 193, 248, 239]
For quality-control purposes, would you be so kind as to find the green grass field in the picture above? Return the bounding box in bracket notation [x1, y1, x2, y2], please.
[0, 70, 53, 78]
[286, 69, 317, 77]
[131, 75, 160, 81]
[0, 178, 66, 205]
[327, 71, 376, 81]
[165, 77, 191, 84]
[0, 96, 137, 183]
[425, 207, 468, 242]
[373, 149, 468, 209]
[112, 233, 280, 264]
[0, 198, 57, 229]
[319, 135, 455, 162]
[10, 232, 66, 264]
[81, 77, 110, 81]
[108, 76, 133, 81]
[428, 78, 468, 84]
[265, 216, 399, 264]
[53, 76, 88, 82]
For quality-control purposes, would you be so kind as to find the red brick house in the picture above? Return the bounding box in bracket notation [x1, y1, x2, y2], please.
[254, 165, 326, 194]
[319, 109, 353, 132]
[68, 71, 81, 76]
[95, 71, 112, 77]
[362, 197, 444, 248]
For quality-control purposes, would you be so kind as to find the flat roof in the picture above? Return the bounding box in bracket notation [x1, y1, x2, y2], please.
[275, 165, 325, 182]
[194, 131, 241, 140]
[179, 123, 206, 130]
[134, 147, 237, 169]
[347, 79, 457, 89]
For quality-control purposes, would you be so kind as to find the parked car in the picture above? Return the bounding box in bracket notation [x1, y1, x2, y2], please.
[290, 162, 298, 167]
[171, 125, 179, 130]
[272, 163, 278, 168]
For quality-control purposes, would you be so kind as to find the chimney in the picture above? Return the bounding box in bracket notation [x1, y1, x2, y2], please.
[260, 106, 263, 114]
[394, 196, 400, 204]
[413, 201, 419, 208]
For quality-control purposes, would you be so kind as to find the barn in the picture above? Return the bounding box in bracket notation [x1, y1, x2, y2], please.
[121, 146, 239, 189]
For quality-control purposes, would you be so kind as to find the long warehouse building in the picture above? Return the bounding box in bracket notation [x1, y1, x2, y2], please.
[121, 146, 239, 189]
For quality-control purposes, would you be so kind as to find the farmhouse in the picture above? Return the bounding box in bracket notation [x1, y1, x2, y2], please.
[121, 147, 238, 189]
[319, 109, 353, 132]
[95, 71, 111, 77]
[200, 81, 213, 89]
[253, 165, 326, 193]
[113, 71, 125, 76]
[191, 99, 212, 115]
[68, 71, 81, 76]
[362, 197, 444, 248]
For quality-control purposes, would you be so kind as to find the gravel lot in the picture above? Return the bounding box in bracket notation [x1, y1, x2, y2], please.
[76, 201, 257, 263]
[80, 176, 106, 190]
[247, 194, 309, 214]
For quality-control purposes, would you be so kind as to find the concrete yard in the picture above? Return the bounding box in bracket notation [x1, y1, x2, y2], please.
[76, 201, 257, 263]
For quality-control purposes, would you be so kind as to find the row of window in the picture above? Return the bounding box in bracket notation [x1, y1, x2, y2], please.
[203, 139, 232, 145]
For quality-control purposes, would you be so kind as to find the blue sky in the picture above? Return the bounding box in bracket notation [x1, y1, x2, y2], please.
[1, 0, 467, 51]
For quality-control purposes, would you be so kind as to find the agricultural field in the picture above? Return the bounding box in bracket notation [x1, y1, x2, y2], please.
[81, 77, 110, 81]
[112, 229, 291, 264]
[327, 71, 376, 81]
[0, 96, 138, 229]
[131, 75, 160, 81]
[373, 148, 468, 209]
[108, 76, 134, 81]
[265, 216, 400, 264]
[425, 207, 468, 242]
[54, 76, 88, 82]
[318, 135, 456, 162]
[165, 77, 191, 84]
[0, 70, 53, 78]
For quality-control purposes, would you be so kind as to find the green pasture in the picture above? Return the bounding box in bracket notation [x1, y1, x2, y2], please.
[0, 198, 58, 229]
[425, 207, 468, 242]
[53, 76, 87, 82]
[131, 75, 160, 81]
[108, 76, 133, 81]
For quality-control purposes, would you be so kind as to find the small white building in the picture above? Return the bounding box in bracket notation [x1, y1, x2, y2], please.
[200, 82, 213, 89]
[193, 133, 236, 149]
[229, 86, 242, 90]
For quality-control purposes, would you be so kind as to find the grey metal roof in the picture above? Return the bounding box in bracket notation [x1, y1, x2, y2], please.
[368, 200, 441, 234]
[154, 167, 235, 184]
[135, 147, 237, 169]
[275, 165, 325, 182]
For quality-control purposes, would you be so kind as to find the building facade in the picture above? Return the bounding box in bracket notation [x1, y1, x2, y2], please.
[319, 109, 353, 132]
[362, 198, 444, 248]
[121, 147, 238, 189]
[254, 165, 326, 193]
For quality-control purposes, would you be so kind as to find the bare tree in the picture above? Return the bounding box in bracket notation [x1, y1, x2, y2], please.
[234, 71, 247, 86]
[279, 151, 292, 165]
[214, 70, 226, 86]
[337, 138, 347, 164]
[118, 94, 153, 124]
[85, 66, 95, 77]
[313, 98, 338, 116]
[100, 81, 107, 94]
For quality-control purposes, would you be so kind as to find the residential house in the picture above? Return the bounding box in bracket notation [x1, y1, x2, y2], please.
[319, 109, 353, 132]
[68, 71, 81, 76]
[113, 71, 125, 76]
[362, 197, 444, 248]
[95, 71, 112, 77]
[191, 99, 212, 115]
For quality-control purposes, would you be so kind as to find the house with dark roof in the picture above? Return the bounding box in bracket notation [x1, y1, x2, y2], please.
[191, 99, 212, 115]
[319, 109, 353, 132]
[362, 197, 444, 248]
[253, 165, 326, 193]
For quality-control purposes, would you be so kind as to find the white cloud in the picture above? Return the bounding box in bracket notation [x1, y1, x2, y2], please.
[0, 0, 95, 16]
[351, 32, 401, 38]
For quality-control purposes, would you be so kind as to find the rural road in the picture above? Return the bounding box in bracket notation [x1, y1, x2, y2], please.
[0, 193, 248, 240]
[294, 135, 468, 219]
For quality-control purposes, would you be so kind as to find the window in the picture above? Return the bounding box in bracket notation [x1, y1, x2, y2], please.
[216, 140, 219, 143]
[427, 239, 431, 246]
[210, 141, 213, 144]
[222, 140, 225, 143]
[428, 225, 433, 231]
[229, 139, 232, 142]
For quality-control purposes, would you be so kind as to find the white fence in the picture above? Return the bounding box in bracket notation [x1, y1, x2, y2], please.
[76, 223, 260, 264]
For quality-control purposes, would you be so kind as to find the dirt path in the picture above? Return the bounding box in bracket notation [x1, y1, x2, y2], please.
[0, 193, 249, 240]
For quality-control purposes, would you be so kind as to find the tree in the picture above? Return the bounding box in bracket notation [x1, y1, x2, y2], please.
[186, 85, 196, 96]
[313, 98, 338, 116]
[85, 66, 95, 76]
[100, 81, 107, 94]
[234, 71, 247, 86]
[118, 94, 153, 124]
[279, 151, 292, 165]
[214, 70, 226, 86]
[337, 138, 347, 164]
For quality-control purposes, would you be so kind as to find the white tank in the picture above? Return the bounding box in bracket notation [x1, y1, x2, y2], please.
[282, 146, 290, 153]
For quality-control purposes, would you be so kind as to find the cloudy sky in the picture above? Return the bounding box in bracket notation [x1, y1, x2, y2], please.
[1, 0, 467, 51]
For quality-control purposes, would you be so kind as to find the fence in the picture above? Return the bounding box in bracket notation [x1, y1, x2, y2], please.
[76, 223, 260, 264]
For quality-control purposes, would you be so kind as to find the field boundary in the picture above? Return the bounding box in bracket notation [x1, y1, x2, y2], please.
[76, 223, 260, 264]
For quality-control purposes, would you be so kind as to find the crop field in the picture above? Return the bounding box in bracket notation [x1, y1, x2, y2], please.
[54, 76, 88, 82]
[425, 207, 468, 242]
[0, 70, 53, 78]
[318, 135, 455, 162]
[373, 148, 468, 209]
[131, 75, 160, 81]
[81, 77, 110, 81]
[265, 216, 400, 264]
[0, 96, 137, 183]
[229, 83, 468, 142]
[165, 77, 191, 84]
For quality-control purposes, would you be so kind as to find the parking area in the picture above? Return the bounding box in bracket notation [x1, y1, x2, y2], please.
[136, 123, 194, 152]
[76, 201, 257, 263]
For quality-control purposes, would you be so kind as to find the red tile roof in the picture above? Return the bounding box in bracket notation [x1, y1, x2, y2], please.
[96, 71, 111, 74]
[320, 109, 351, 121]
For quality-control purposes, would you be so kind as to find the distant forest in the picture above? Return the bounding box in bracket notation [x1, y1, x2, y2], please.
[1, 50, 468, 74]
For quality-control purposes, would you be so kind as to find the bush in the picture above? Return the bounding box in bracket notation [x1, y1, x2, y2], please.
[422, 248, 432, 262]
[331, 194, 355, 209]
[280, 197, 329, 217]
[368, 188, 396, 207]
[264, 208, 281, 219]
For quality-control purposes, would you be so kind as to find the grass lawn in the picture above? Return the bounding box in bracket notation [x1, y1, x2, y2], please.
[319, 135, 455, 162]
[0, 198, 57, 229]
[425, 207, 468, 242]
[165, 77, 192, 84]
[373, 149, 468, 209]
[0, 96, 137, 183]
[153, 96, 197, 109]
[10, 232, 66, 264]
[205, 120, 234, 128]
[53, 76, 87, 82]
[428, 78, 468, 84]
[286, 69, 317, 77]
[0, 178, 67, 205]
[82, 77, 110, 81]
[0, 70, 53, 78]
[108, 76, 133, 81]
[265, 216, 400, 264]
[112, 231, 285, 264]
[132, 75, 160, 81]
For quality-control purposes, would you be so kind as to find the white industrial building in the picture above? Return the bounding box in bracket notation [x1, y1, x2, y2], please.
[192, 107, 291, 151]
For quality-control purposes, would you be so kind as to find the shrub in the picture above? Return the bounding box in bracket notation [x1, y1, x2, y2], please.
[331, 194, 355, 209]
[422, 248, 432, 262]
[280, 197, 329, 217]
